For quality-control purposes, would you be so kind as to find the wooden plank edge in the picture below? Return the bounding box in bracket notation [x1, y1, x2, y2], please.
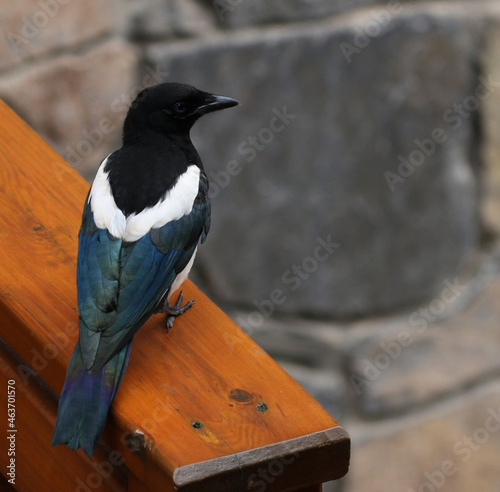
[173, 425, 350, 491]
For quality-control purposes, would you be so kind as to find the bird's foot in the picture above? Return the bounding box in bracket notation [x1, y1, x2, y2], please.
[158, 291, 194, 332]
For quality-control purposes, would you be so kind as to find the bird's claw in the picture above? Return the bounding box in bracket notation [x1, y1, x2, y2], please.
[159, 291, 194, 332]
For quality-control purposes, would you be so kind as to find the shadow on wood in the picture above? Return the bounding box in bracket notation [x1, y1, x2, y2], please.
[0, 100, 350, 491]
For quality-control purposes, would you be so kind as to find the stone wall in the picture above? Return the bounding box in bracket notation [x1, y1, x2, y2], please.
[2, 1, 500, 491]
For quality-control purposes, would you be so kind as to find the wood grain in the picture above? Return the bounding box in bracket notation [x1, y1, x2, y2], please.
[0, 100, 349, 490]
[0, 338, 128, 491]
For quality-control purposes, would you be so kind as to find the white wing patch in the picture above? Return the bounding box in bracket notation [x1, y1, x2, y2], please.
[124, 165, 200, 242]
[89, 157, 126, 238]
[89, 157, 201, 242]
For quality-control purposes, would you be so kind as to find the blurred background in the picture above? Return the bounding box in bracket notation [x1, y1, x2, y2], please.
[2, 0, 500, 490]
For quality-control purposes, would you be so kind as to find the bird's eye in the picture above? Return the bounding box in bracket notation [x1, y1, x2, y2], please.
[173, 102, 187, 114]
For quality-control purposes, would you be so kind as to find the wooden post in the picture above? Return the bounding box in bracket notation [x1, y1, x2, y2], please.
[0, 100, 349, 491]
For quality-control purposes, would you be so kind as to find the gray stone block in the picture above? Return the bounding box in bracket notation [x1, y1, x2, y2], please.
[150, 10, 481, 319]
[347, 260, 500, 418]
[341, 381, 500, 492]
[230, 311, 344, 367]
[208, 0, 375, 27]
[206, 0, 492, 28]
[126, 0, 215, 40]
[480, 17, 500, 235]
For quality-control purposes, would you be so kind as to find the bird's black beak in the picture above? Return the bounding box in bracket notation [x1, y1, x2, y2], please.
[196, 94, 240, 116]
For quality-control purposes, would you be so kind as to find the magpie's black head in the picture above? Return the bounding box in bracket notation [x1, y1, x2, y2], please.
[122, 82, 239, 142]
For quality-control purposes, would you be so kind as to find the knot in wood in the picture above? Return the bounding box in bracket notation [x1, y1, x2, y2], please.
[229, 388, 254, 405]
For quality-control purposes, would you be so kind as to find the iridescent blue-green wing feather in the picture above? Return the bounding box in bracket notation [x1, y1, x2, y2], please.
[52, 199, 127, 456]
[89, 191, 210, 369]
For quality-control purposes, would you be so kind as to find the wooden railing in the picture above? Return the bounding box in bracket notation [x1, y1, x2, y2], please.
[0, 100, 349, 491]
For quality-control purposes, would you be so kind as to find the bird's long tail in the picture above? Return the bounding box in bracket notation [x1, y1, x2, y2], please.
[51, 340, 132, 457]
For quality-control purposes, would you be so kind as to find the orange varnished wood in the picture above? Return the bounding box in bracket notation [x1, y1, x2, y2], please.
[0, 100, 349, 490]
[0, 339, 128, 491]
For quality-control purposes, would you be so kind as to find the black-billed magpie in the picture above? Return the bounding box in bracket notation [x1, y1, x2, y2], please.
[51, 82, 239, 456]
